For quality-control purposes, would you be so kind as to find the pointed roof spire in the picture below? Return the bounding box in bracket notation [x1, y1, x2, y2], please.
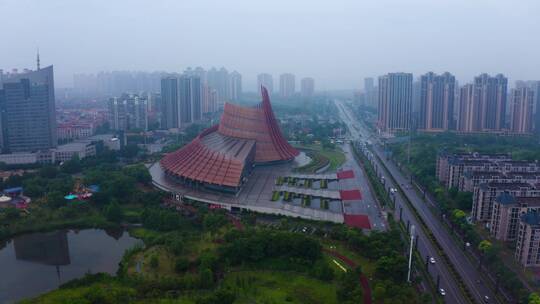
[36, 48, 40, 70]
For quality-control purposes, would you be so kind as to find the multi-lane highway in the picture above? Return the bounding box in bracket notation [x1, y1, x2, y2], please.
[335, 100, 498, 304]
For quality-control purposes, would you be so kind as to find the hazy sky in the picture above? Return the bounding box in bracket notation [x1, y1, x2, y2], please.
[1, 0, 539, 90]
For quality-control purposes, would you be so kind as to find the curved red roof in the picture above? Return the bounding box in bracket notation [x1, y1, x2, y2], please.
[160, 87, 298, 189]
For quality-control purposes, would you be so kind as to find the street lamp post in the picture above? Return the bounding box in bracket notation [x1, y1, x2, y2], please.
[407, 225, 415, 283]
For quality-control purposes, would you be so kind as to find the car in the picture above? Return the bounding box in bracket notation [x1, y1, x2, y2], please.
[484, 295, 490, 302]
[429, 257, 436, 264]
[439, 288, 446, 296]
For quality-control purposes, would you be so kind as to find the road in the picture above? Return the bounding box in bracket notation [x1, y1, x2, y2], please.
[335, 100, 500, 304]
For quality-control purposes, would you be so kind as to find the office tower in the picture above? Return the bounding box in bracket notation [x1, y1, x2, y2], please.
[474, 74, 508, 131]
[179, 75, 202, 124]
[363, 77, 377, 108]
[193, 67, 207, 84]
[412, 80, 422, 114]
[377, 73, 413, 133]
[279, 73, 295, 98]
[458, 84, 482, 132]
[533, 81, 540, 136]
[207, 67, 229, 106]
[364, 77, 374, 92]
[0, 66, 57, 153]
[160, 77, 179, 129]
[419, 72, 456, 131]
[108, 97, 126, 131]
[257, 73, 273, 94]
[229, 71, 242, 101]
[108, 94, 148, 131]
[147, 92, 161, 113]
[202, 84, 217, 114]
[510, 87, 534, 134]
[300, 77, 315, 98]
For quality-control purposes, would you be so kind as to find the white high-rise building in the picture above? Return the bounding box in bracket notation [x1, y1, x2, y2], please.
[230, 71, 242, 101]
[279, 73, 295, 98]
[257, 73, 273, 94]
[300, 77, 315, 98]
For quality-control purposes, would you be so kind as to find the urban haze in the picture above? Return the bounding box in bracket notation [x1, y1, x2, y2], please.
[1, 0, 539, 89]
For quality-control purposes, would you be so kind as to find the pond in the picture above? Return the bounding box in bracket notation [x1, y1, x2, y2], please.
[0, 229, 140, 303]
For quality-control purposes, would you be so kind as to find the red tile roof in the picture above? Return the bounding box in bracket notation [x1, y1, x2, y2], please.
[160, 87, 299, 188]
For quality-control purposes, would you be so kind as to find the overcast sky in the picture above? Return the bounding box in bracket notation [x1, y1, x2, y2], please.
[1, 0, 539, 90]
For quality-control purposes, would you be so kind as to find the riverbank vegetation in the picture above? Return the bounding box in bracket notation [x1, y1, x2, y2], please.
[22, 202, 430, 304]
[0, 154, 162, 242]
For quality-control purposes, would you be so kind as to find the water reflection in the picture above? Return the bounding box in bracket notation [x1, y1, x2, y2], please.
[14, 231, 71, 266]
[0, 229, 139, 303]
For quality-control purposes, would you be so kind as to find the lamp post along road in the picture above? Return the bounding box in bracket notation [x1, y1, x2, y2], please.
[407, 225, 415, 283]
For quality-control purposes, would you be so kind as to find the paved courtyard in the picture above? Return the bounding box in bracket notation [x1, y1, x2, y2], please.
[149, 161, 344, 223]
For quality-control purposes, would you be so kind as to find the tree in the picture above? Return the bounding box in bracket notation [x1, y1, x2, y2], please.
[198, 267, 213, 289]
[310, 260, 334, 281]
[175, 257, 190, 273]
[39, 165, 58, 179]
[336, 267, 363, 303]
[121, 144, 140, 159]
[47, 191, 67, 209]
[3, 207, 20, 220]
[122, 164, 151, 184]
[375, 254, 408, 282]
[61, 155, 82, 174]
[104, 200, 123, 222]
[478, 240, 492, 269]
[203, 212, 228, 234]
[150, 255, 159, 269]
[529, 293, 540, 304]
[24, 183, 45, 198]
[373, 283, 386, 301]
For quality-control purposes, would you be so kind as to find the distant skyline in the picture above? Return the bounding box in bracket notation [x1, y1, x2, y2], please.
[1, 0, 539, 90]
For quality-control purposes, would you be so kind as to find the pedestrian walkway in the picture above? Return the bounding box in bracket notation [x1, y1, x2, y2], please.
[275, 185, 342, 199]
[287, 173, 338, 180]
[323, 248, 372, 304]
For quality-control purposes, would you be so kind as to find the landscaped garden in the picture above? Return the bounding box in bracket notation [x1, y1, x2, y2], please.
[22, 205, 428, 304]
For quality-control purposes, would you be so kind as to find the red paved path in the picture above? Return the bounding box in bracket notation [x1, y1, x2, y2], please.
[323, 248, 372, 304]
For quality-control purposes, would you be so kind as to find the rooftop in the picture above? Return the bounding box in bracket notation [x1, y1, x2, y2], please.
[160, 87, 299, 190]
[521, 212, 540, 226]
[480, 181, 535, 191]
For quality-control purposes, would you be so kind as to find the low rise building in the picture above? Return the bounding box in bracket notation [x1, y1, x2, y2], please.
[436, 152, 510, 188]
[0, 134, 120, 165]
[462, 170, 540, 192]
[437, 152, 540, 191]
[53, 142, 96, 162]
[57, 123, 95, 141]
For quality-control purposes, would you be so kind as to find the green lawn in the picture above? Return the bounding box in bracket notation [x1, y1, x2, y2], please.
[319, 148, 346, 171]
[221, 270, 339, 304]
[294, 143, 346, 173]
[321, 241, 376, 276]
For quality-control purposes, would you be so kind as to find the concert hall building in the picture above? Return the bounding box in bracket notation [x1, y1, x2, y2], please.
[160, 87, 299, 193]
